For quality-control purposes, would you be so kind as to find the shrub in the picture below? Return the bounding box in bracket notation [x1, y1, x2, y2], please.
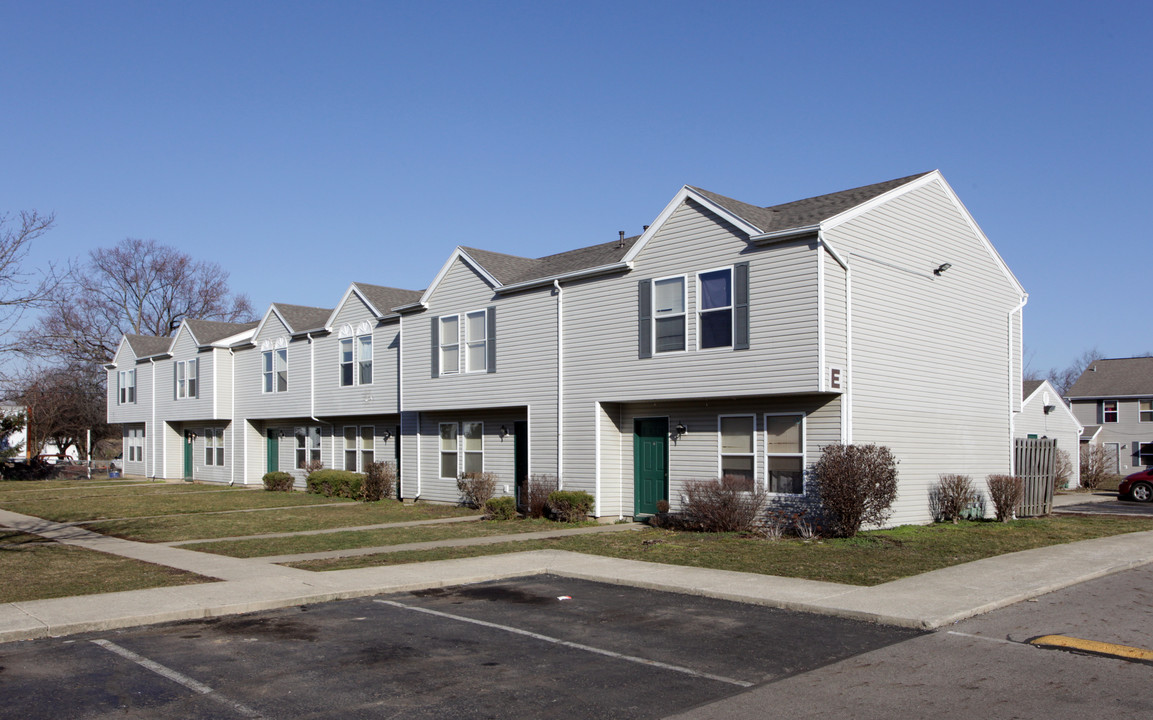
[932, 474, 977, 524]
[527, 474, 557, 518]
[262, 471, 294, 492]
[812, 444, 899, 538]
[299, 458, 324, 475]
[1054, 448, 1073, 489]
[987, 474, 1024, 522]
[363, 461, 396, 502]
[1079, 444, 1109, 490]
[306, 469, 365, 499]
[680, 475, 768, 533]
[484, 496, 518, 520]
[457, 471, 499, 509]
[656, 499, 670, 514]
[547, 490, 595, 522]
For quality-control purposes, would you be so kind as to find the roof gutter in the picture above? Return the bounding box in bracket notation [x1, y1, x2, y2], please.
[750, 224, 821, 245]
[496, 261, 632, 294]
[392, 301, 428, 315]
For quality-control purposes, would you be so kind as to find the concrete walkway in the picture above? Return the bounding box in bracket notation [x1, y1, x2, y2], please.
[3, 493, 1152, 644]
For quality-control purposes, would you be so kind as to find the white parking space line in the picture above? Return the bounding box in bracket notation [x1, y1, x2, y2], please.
[91, 639, 265, 719]
[376, 599, 754, 688]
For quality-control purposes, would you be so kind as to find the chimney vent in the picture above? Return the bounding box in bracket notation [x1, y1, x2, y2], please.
[618, 231, 625, 248]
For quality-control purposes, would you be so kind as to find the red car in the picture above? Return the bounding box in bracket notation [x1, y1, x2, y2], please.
[1118, 468, 1153, 502]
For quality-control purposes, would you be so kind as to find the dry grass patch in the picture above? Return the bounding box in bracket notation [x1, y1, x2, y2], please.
[88, 500, 480, 543]
[287, 516, 1153, 585]
[186, 518, 597, 558]
[0, 485, 344, 522]
[0, 531, 214, 603]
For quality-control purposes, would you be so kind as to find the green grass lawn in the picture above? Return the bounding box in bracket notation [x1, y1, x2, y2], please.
[287, 515, 1153, 586]
[0, 484, 353, 522]
[184, 518, 597, 558]
[87, 500, 480, 542]
[0, 478, 155, 499]
[0, 531, 214, 603]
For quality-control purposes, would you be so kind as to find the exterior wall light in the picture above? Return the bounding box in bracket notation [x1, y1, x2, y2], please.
[933, 263, 952, 276]
[499, 425, 509, 439]
[673, 422, 687, 440]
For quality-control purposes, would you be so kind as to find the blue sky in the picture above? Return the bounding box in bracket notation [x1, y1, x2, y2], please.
[2, 0, 1149, 374]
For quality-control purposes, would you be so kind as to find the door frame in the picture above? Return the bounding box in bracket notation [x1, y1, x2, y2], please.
[633, 416, 669, 516]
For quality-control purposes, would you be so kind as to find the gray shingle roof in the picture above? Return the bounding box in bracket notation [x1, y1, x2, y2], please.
[352, 283, 423, 317]
[184, 318, 258, 346]
[1023, 380, 1045, 399]
[690, 172, 933, 235]
[460, 236, 640, 287]
[271, 303, 333, 333]
[125, 334, 173, 358]
[1066, 357, 1153, 398]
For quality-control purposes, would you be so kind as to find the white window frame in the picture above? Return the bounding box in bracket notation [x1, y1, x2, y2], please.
[360, 426, 375, 470]
[764, 412, 806, 495]
[119, 369, 136, 405]
[339, 335, 374, 387]
[717, 414, 756, 485]
[462, 421, 484, 475]
[1103, 400, 1118, 423]
[263, 349, 288, 393]
[126, 427, 145, 463]
[1139, 442, 1153, 467]
[439, 422, 459, 479]
[176, 361, 187, 399]
[697, 266, 734, 351]
[204, 427, 224, 467]
[1140, 399, 1153, 423]
[343, 426, 358, 472]
[465, 309, 487, 373]
[295, 426, 322, 469]
[439, 315, 461, 375]
[652, 274, 687, 354]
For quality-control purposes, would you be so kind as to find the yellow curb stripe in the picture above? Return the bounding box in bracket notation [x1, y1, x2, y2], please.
[1029, 634, 1153, 662]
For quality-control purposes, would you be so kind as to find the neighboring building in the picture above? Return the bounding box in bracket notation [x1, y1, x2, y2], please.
[106, 170, 1027, 527]
[1066, 357, 1153, 475]
[0, 404, 82, 462]
[1017, 380, 1083, 487]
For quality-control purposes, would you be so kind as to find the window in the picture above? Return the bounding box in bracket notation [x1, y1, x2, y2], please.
[263, 349, 288, 393]
[118, 369, 136, 404]
[765, 414, 804, 494]
[719, 415, 755, 489]
[439, 315, 460, 375]
[187, 359, 198, 398]
[1103, 400, 1118, 423]
[358, 336, 373, 385]
[344, 426, 358, 471]
[653, 276, 686, 353]
[463, 422, 483, 474]
[1141, 400, 1153, 423]
[175, 359, 197, 399]
[1140, 443, 1153, 467]
[466, 310, 487, 372]
[204, 428, 224, 466]
[339, 336, 373, 387]
[440, 423, 458, 478]
[295, 426, 321, 469]
[126, 427, 145, 463]
[361, 426, 375, 469]
[699, 269, 733, 349]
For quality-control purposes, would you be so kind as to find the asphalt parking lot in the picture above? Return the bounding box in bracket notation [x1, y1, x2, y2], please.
[0, 576, 923, 720]
[1056, 496, 1153, 516]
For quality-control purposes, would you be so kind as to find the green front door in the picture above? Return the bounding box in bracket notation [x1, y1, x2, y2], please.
[183, 430, 194, 480]
[267, 429, 279, 473]
[634, 418, 668, 516]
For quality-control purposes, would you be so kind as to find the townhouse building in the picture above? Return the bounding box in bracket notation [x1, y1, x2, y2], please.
[107, 170, 1027, 526]
[1066, 357, 1153, 475]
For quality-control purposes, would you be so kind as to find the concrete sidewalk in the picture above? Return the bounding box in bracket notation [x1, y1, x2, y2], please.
[3, 502, 1152, 644]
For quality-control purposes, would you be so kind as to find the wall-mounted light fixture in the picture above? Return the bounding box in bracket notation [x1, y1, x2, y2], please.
[381, 429, 392, 441]
[933, 263, 952, 276]
[499, 425, 509, 439]
[673, 422, 687, 440]
[1043, 405, 1056, 415]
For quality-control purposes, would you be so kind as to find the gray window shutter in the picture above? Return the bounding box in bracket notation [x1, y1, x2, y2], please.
[115, 371, 121, 405]
[734, 262, 750, 350]
[173, 363, 178, 400]
[430, 316, 439, 378]
[193, 358, 199, 398]
[638, 279, 652, 359]
[487, 306, 496, 373]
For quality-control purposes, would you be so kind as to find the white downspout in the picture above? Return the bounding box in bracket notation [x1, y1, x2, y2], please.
[1007, 295, 1028, 474]
[229, 348, 236, 485]
[150, 358, 157, 479]
[554, 279, 564, 490]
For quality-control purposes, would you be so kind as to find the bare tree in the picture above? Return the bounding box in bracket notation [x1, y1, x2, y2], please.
[31, 238, 255, 367]
[1026, 348, 1105, 397]
[5, 363, 110, 462]
[0, 210, 56, 351]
